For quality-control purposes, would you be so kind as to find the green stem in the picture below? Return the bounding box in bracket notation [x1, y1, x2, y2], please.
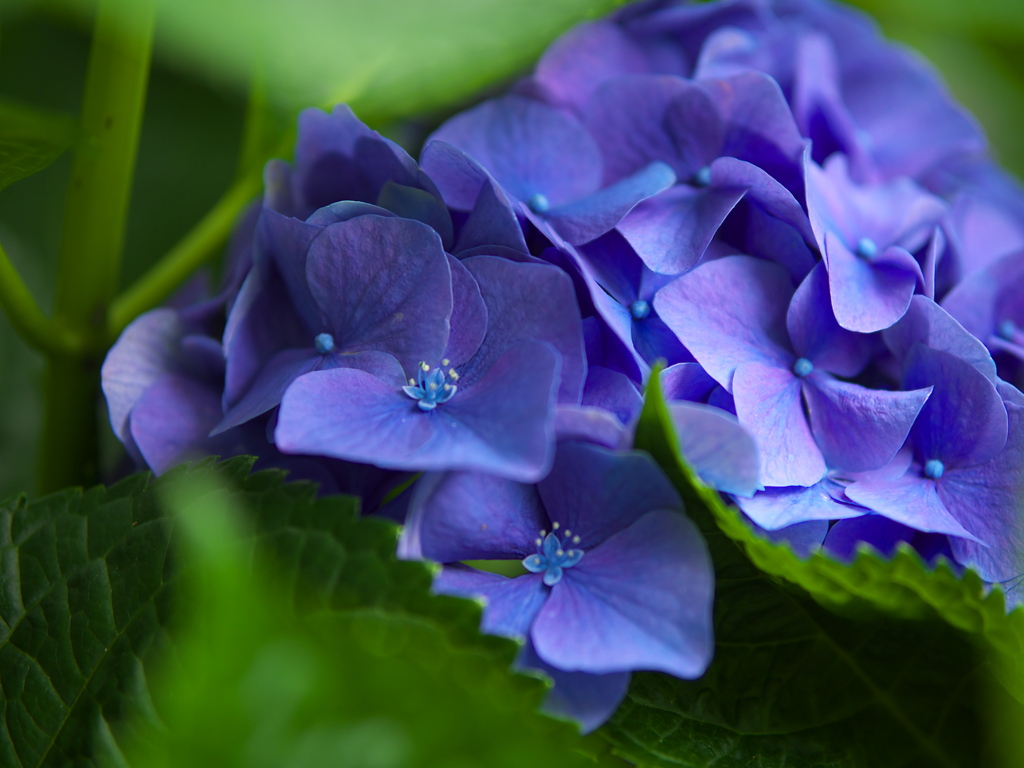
[107, 170, 262, 340]
[0, 240, 82, 356]
[38, 0, 155, 495]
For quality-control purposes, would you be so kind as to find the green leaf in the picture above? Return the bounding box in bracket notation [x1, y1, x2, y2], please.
[0, 99, 76, 193]
[599, 370, 1011, 767]
[0, 458, 589, 767]
[49, 0, 628, 122]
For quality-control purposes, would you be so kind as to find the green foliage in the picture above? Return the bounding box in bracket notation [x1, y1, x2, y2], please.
[0, 99, 75, 193]
[49, 0, 628, 122]
[599, 370, 1011, 767]
[0, 458, 591, 768]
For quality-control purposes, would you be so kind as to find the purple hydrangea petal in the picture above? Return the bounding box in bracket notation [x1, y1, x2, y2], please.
[517, 642, 631, 735]
[616, 182, 745, 275]
[443, 255, 488, 368]
[942, 249, 1024, 355]
[802, 373, 930, 472]
[305, 216, 452, 373]
[553, 406, 627, 449]
[531, 510, 713, 678]
[256, 208, 326, 330]
[942, 403, 1024, 583]
[534, 20, 652, 114]
[733, 361, 826, 488]
[824, 233, 921, 333]
[214, 348, 321, 434]
[419, 140, 493, 211]
[822, 515, 945, 562]
[737, 478, 865, 530]
[654, 255, 794, 389]
[400, 471, 547, 562]
[277, 341, 559, 481]
[884, 296, 997, 383]
[432, 565, 548, 639]
[669, 401, 761, 496]
[129, 374, 224, 475]
[102, 308, 183, 455]
[545, 160, 677, 245]
[537, 442, 681, 550]
[844, 472, 980, 541]
[427, 95, 602, 207]
[756, 519, 830, 557]
[582, 365, 642, 426]
[661, 362, 718, 403]
[376, 181, 453, 249]
[787, 262, 872, 377]
[453, 177, 529, 256]
[463, 256, 585, 404]
[904, 345, 1007, 469]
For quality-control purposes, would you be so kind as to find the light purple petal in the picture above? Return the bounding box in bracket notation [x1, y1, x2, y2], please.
[942, 403, 1024, 583]
[306, 216, 451, 371]
[943, 248, 1024, 351]
[419, 140, 493, 211]
[825, 233, 921, 333]
[669, 402, 761, 496]
[215, 348, 320, 434]
[803, 373, 930, 472]
[733, 361, 826, 487]
[400, 471, 546, 562]
[756, 519, 829, 557]
[737, 478, 864, 530]
[654, 255, 794, 389]
[538, 442, 681, 550]
[904, 345, 1007, 469]
[432, 566, 548, 639]
[884, 296, 997, 383]
[661, 362, 717, 403]
[546, 160, 677, 245]
[845, 472, 980, 540]
[427, 94, 601, 206]
[787, 262, 871, 377]
[443, 255, 488, 368]
[517, 642, 631, 735]
[582, 365, 642, 426]
[553, 406, 627, 449]
[531, 510, 713, 678]
[617, 182, 744, 274]
[463, 256, 585, 403]
[130, 374, 224, 475]
[823, 515, 943, 562]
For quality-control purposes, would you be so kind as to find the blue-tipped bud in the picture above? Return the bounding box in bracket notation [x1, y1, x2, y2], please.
[527, 193, 550, 213]
[923, 459, 945, 480]
[855, 237, 878, 259]
[630, 300, 651, 320]
[314, 333, 335, 354]
[792, 357, 814, 378]
[692, 165, 712, 188]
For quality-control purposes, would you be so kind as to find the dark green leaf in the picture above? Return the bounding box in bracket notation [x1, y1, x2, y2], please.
[0, 99, 75, 193]
[601, 370, 1010, 767]
[0, 458, 589, 767]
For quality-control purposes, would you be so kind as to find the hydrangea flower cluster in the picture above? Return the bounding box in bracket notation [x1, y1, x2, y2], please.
[102, 0, 1024, 732]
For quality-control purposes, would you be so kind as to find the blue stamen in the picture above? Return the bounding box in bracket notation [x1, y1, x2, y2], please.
[630, 300, 651, 320]
[527, 193, 550, 214]
[402, 361, 458, 411]
[997, 319, 1018, 341]
[314, 333, 335, 354]
[692, 165, 712, 188]
[792, 357, 814, 378]
[923, 459, 945, 480]
[855, 237, 878, 259]
[522, 526, 584, 586]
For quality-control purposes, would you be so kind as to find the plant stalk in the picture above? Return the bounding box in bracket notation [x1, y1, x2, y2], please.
[38, 0, 155, 494]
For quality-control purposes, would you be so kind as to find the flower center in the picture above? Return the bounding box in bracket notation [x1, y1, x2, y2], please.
[923, 459, 945, 480]
[314, 333, 335, 354]
[855, 237, 878, 260]
[527, 193, 550, 214]
[402, 360, 458, 411]
[630, 299, 651, 320]
[691, 165, 712, 188]
[792, 357, 814, 378]
[522, 522, 584, 586]
[997, 318, 1018, 342]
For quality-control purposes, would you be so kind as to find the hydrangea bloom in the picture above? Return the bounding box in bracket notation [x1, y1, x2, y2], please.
[103, 0, 1024, 731]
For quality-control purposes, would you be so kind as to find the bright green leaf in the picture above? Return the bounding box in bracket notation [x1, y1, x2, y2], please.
[0, 458, 589, 768]
[602, 370, 1012, 767]
[50, 0, 628, 122]
[0, 99, 76, 192]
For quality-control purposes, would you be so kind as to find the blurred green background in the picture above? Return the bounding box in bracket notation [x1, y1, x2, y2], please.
[0, 0, 1022, 500]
